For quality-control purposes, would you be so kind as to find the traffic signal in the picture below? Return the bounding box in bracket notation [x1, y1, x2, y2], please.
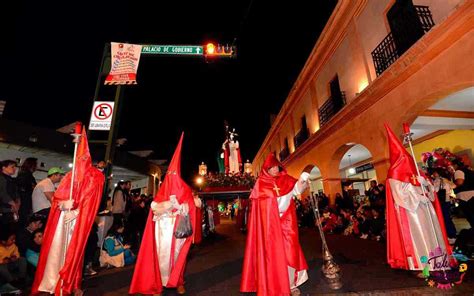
[204, 43, 236, 58]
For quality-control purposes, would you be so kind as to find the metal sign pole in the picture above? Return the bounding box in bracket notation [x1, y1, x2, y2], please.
[102, 84, 124, 203]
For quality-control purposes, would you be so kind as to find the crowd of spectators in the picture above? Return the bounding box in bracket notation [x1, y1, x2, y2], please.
[295, 181, 387, 242]
[0, 157, 153, 294]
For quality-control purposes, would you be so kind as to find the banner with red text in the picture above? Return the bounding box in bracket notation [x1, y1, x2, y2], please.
[104, 42, 142, 85]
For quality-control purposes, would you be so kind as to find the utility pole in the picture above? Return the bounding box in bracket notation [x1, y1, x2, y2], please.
[88, 42, 125, 209]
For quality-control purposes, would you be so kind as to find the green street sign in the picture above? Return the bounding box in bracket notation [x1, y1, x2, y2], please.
[141, 45, 203, 55]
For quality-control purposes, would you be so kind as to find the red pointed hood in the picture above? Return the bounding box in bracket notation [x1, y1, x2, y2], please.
[250, 153, 296, 200]
[54, 126, 92, 202]
[167, 132, 183, 176]
[262, 153, 281, 171]
[385, 124, 419, 185]
[75, 128, 92, 182]
[154, 133, 192, 204]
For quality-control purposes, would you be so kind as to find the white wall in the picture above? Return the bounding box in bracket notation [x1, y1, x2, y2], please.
[131, 177, 149, 191]
[0, 146, 71, 181]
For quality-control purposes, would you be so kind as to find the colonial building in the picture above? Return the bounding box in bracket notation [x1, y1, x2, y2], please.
[252, 0, 474, 202]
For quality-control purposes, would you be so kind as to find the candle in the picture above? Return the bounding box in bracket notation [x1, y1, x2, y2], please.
[403, 123, 410, 134]
[75, 122, 82, 134]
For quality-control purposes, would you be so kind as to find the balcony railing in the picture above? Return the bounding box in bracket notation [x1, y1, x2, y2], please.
[371, 5, 435, 76]
[416, 5, 436, 32]
[279, 147, 289, 162]
[294, 128, 309, 149]
[318, 92, 346, 127]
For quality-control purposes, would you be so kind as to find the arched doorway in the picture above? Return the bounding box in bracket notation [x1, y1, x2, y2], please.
[407, 86, 474, 231]
[338, 144, 377, 199]
[408, 86, 474, 168]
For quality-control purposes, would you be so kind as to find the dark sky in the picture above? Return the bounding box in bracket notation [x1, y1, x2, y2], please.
[2, 0, 336, 180]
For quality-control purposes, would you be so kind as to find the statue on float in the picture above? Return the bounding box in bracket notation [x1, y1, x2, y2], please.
[221, 122, 242, 175]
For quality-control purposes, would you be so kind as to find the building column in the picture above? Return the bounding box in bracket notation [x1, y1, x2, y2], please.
[373, 158, 390, 184]
[322, 178, 342, 205]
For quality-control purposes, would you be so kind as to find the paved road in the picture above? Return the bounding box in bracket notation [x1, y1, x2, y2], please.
[82, 217, 474, 295]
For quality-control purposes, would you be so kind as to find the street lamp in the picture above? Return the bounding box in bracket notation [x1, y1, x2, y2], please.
[244, 160, 253, 175]
[196, 176, 204, 191]
[199, 162, 207, 176]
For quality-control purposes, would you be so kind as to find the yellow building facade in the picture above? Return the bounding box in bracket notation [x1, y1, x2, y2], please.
[252, 0, 474, 203]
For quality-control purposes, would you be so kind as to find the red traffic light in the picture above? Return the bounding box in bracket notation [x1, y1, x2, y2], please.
[206, 43, 216, 55]
[204, 43, 236, 58]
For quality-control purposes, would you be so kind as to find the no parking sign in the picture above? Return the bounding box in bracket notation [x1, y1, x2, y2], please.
[89, 101, 114, 130]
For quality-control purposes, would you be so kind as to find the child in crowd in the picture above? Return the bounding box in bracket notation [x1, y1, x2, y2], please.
[25, 229, 42, 268]
[0, 228, 27, 293]
[320, 208, 339, 233]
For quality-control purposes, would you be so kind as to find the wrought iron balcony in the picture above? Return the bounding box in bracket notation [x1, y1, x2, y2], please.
[279, 147, 289, 162]
[318, 92, 346, 127]
[372, 5, 435, 76]
[294, 128, 309, 149]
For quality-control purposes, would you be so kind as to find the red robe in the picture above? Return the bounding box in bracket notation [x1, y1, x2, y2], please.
[194, 206, 202, 244]
[236, 199, 249, 230]
[386, 180, 451, 269]
[384, 124, 451, 270]
[32, 130, 104, 295]
[129, 133, 197, 294]
[241, 154, 308, 295]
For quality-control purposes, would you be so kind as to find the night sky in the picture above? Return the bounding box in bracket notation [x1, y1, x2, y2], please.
[2, 0, 336, 181]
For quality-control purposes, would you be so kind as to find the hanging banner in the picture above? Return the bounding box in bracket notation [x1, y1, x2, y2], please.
[89, 101, 115, 130]
[104, 42, 142, 85]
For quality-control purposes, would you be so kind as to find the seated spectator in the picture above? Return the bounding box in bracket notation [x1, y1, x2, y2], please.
[0, 228, 27, 293]
[357, 206, 373, 239]
[25, 229, 42, 268]
[99, 222, 135, 268]
[369, 207, 384, 241]
[341, 209, 359, 236]
[16, 213, 44, 256]
[320, 208, 339, 233]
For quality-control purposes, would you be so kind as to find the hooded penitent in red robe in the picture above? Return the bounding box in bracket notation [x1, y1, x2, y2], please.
[32, 128, 104, 295]
[241, 154, 308, 296]
[129, 133, 197, 295]
[385, 124, 451, 270]
[193, 199, 202, 244]
[236, 198, 249, 231]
